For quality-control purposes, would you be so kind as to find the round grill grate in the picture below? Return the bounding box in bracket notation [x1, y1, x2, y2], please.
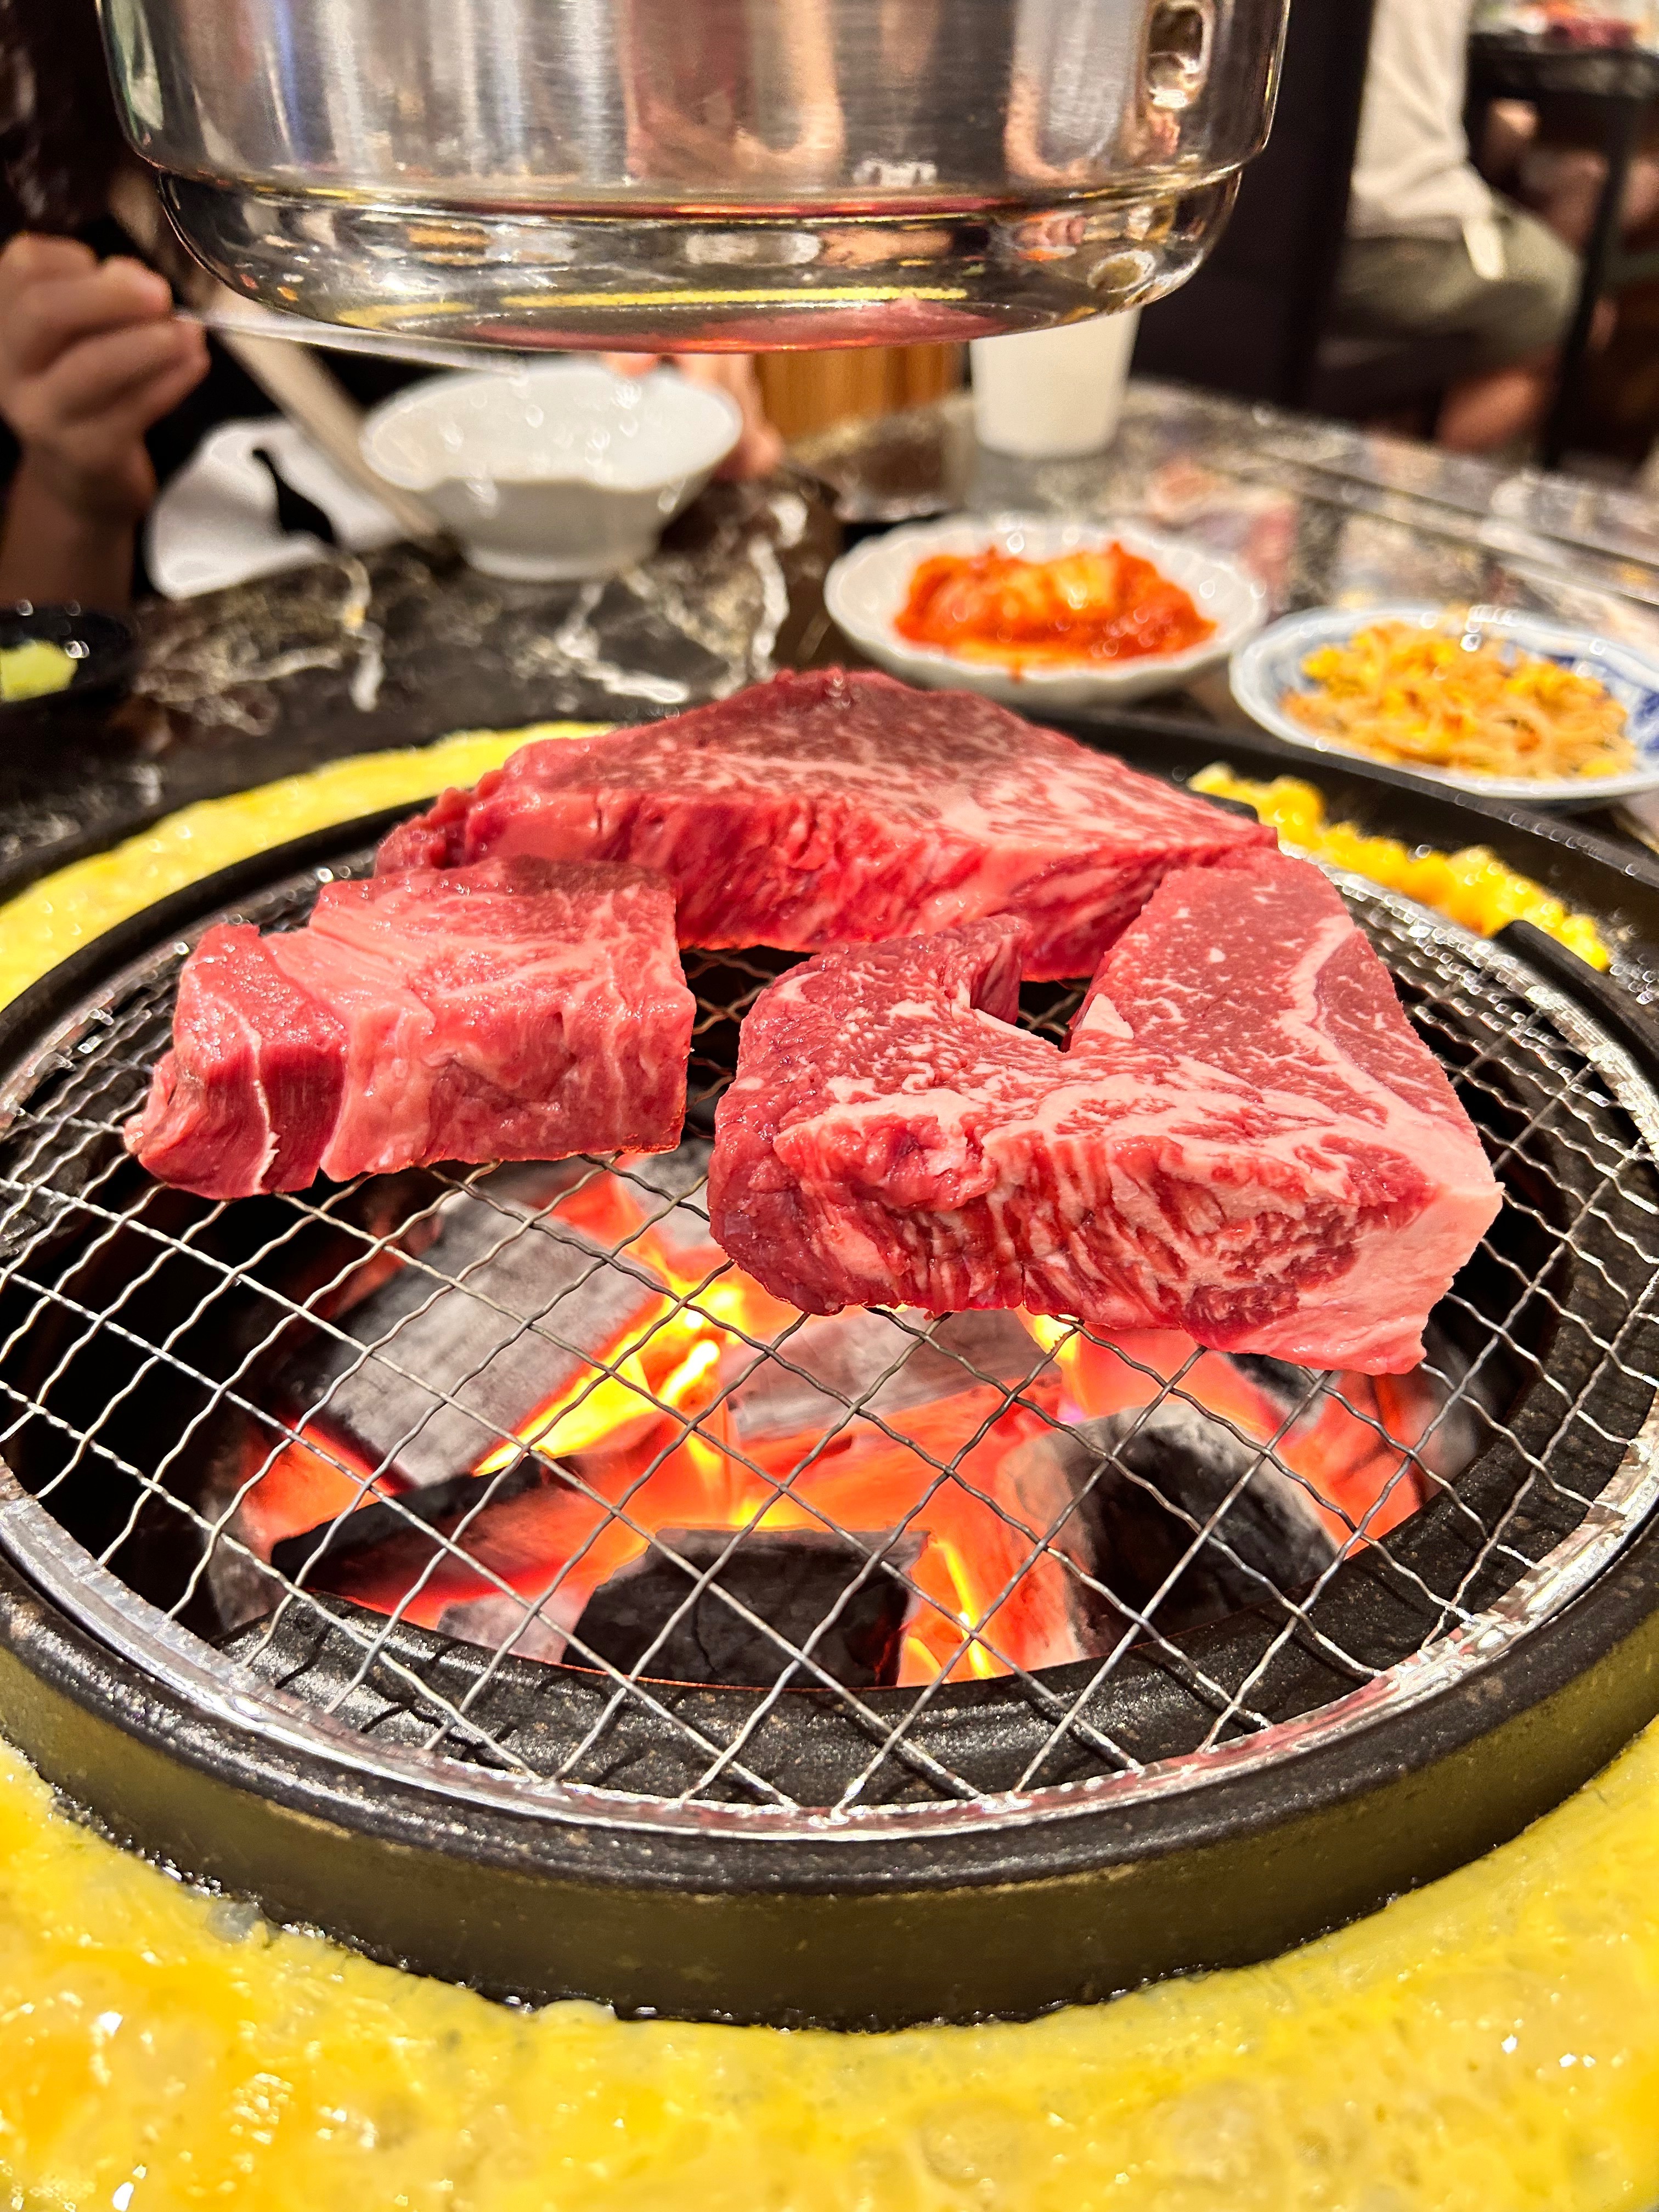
[2, 828, 1658, 2023]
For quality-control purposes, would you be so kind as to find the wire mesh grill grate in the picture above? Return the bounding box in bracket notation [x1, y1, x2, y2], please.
[2, 848, 1658, 1831]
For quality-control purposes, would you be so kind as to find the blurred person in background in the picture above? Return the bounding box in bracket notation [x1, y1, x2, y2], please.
[1485, 97, 1659, 256]
[1329, 0, 1605, 452]
[0, 0, 199, 606]
[0, 0, 781, 612]
[0, 237, 210, 610]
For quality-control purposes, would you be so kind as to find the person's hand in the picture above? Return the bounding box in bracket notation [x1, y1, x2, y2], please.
[0, 234, 209, 527]
[601, 352, 785, 480]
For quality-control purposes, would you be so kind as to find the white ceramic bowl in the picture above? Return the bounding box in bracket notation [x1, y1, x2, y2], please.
[1231, 601, 1659, 804]
[823, 512, 1268, 709]
[359, 362, 742, 580]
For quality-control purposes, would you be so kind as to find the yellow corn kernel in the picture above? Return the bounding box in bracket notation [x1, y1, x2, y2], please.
[1190, 765, 1612, 969]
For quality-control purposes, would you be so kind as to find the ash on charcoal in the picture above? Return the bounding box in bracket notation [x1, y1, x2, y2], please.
[1042, 1403, 1340, 1635]
[570, 1527, 922, 1688]
[726, 1309, 1054, 1444]
[267, 1169, 660, 1494]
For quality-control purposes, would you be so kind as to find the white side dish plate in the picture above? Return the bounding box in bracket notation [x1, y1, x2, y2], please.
[1231, 601, 1659, 804]
[825, 512, 1268, 709]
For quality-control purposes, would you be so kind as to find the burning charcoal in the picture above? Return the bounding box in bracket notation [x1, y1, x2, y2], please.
[996, 1429, 1132, 1661]
[266, 1457, 614, 1644]
[1048, 1403, 1340, 1635]
[543, 1141, 729, 1291]
[571, 1528, 922, 1688]
[726, 1308, 1055, 1446]
[270, 1454, 549, 1584]
[1232, 1319, 1487, 1489]
[1065, 1321, 1486, 1546]
[1229, 1354, 1326, 1411]
[266, 1174, 662, 1495]
[611, 1139, 717, 1270]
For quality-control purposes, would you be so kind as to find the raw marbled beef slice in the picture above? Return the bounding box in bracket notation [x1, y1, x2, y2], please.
[126, 858, 693, 1196]
[123, 924, 347, 1201]
[377, 668, 1273, 981]
[708, 850, 1500, 1374]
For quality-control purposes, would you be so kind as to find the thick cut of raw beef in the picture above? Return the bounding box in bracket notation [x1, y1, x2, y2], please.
[126, 858, 694, 1199]
[709, 850, 1501, 1373]
[122, 925, 349, 1199]
[376, 668, 1273, 980]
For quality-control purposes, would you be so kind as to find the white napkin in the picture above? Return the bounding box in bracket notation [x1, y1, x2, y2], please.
[146, 417, 404, 600]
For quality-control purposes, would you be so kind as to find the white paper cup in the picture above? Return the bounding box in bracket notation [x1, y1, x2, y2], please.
[969, 310, 1142, 459]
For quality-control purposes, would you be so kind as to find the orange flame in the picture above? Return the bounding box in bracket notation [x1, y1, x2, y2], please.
[246, 1170, 1438, 1683]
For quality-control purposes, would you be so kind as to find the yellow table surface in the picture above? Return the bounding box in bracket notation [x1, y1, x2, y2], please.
[0, 732, 1656, 2212]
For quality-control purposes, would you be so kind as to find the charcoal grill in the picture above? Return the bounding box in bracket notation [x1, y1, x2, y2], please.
[3, 810, 1659, 2029]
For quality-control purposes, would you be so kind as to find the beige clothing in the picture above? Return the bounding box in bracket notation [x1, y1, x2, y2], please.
[1347, 0, 1493, 240]
[1331, 202, 1578, 372]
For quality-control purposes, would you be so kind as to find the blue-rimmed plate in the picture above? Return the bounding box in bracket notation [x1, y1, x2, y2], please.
[1230, 601, 1659, 805]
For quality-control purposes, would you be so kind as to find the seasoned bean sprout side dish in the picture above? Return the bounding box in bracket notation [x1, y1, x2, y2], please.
[1284, 614, 1637, 781]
